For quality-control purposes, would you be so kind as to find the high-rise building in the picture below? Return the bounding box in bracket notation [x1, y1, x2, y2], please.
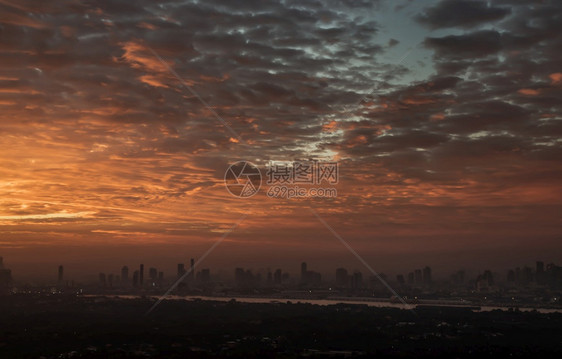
[335, 268, 348, 287]
[189, 258, 195, 281]
[537, 261, 545, 274]
[177, 263, 186, 278]
[121, 266, 129, 284]
[396, 274, 405, 285]
[139, 264, 144, 287]
[351, 271, 363, 289]
[0, 257, 4, 269]
[58, 265, 64, 283]
[536, 261, 545, 284]
[273, 269, 282, 284]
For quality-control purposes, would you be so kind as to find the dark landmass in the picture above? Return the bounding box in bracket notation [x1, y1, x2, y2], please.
[1, 294, 561, 358]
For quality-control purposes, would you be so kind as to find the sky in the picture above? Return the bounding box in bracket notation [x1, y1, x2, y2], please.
[0, 0, 561, 282]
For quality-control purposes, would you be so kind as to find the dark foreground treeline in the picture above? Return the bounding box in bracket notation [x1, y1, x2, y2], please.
[0, 295, 561, 358]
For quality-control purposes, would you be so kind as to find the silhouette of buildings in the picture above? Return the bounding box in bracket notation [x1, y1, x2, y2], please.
[139, 264, 144, 287]
[121, 266, 129, 285]
[335, 268, 348, 287]
[177, 263, 186, 279]
[300, 262, 321, 287]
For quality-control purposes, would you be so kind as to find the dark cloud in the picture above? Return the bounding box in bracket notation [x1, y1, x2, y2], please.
[417, 0, 511, 29]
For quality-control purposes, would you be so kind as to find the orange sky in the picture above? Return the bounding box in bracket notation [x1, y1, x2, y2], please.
[1, 0, 561, 281]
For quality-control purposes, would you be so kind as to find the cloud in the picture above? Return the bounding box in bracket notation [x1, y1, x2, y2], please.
[416, 0, 511, 29]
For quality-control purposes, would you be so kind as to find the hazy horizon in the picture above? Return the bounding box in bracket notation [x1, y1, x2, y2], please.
[1, 0, 561, 285]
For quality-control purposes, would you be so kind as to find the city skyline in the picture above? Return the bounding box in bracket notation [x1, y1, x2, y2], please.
[0, 0, 561, 281]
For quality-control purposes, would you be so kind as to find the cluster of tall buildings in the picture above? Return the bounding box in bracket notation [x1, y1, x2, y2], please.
[506, 261, 562, 289]
[335, 267, 363, 289]
[396, 266, 432, 287]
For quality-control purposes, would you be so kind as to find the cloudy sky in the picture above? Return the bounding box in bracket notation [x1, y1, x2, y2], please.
[0, 0, 561, 280]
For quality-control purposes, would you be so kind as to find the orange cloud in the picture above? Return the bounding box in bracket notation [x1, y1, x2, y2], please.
[549, 72, 562, 85]
[517, 88, 540, 95]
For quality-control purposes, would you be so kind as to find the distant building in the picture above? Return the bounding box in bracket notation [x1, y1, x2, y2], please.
[396, 274, 405, 285]
[139, 264, 144, 287]
[274, 269, 282, 285]
[121, 266, 129, 285]
[189, 258, 195, 281]
[350, 271, 363, 289]
[476, 270, 494, 292]
[177, 263, 186, 279]
[335, 268, 348, 287]
[300, 262, 321, 286]
[536, 261, 544, 274]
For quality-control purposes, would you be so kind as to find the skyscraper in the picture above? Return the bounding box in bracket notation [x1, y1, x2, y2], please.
[139, 264, 144, 287]
[177, 263, 186, 278]
[537, 261, 545, 274]
[335, 268, 348, 287]
[121, 266, 129, 284]
[189, 258, 195, 281]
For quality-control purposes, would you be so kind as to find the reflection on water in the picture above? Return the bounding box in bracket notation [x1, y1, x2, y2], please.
[92, 294, 561, 314]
